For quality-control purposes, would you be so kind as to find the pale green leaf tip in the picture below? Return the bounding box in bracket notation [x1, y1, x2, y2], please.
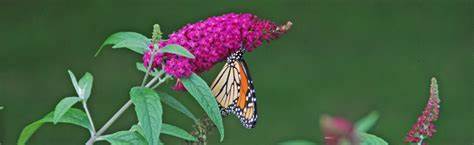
[369, 111, 379, 117]
[355, 111, 380, 133]
[67, 70, 77, 81]
[94, 44, 106, 57]
[67, 69, 73, 75]
[218, 123, 224, 141]
[84, 72, 93, 78]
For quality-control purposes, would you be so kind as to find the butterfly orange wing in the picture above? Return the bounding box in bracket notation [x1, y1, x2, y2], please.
[211, 59, 258, 128]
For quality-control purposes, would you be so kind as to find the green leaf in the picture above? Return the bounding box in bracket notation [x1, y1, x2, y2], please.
[136, 62, 160, 77]
[103, 131, 148, 145]
[112, 39, 148, 54]
[161, 123, 197, 141]
[278, 140, 317, 145]
[181, 73, 224, 141]
[78, 72, 93, 100]
[359, 133, 388, 145]
[159, 44, 195, 59]
[18, 108, 92, 145]
[130, 124, 196, 142]
[17, 120, 44, 145]
[67, 70, 94, 100]
[129, 125, 145, 136]
[53, 97, 82, 124]
[95, 32, 149, 56]
[67, 70, 81, 97]
[42, 108, 92, 129]
[130, 87, 163, 145]
[0, 106, 4, 110]
[355, 111, 380, 133]
[158, 91, 198, 122]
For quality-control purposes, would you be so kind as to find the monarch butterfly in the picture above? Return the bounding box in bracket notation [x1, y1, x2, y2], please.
[211, 49, 258, 128]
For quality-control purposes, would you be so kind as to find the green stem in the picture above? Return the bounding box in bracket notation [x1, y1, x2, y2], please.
[82, 101, 96, 135]
[141, 49, 158, 87]
[152, 75, 171, 89]
[85, 75, 170, 145]
[85, 100, 133, 145]
[145, 72, 163, 88]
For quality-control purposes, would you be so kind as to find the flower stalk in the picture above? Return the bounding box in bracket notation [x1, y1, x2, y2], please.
[86, 27, 168, 144]
[85, 100, 133, 145]
[81, 101, 96, 136]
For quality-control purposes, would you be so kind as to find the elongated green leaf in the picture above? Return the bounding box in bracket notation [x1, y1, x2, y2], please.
[18, 108, 92, 145]
[17, 120, 44, 145]
[161, 124, 197, 141]
[355, 111, 379, 133]
[130, 124, 196, 142]
[112, 39, 148, 54]
[78, 72, 93, 100]
[95, 32, 149, 56]
[53, 97, 82, 124]
[42, 108, 92, 129]
[158, 91, 198, 122]
[181, 73, 224, 141]
[130, 87, 162, 145]
[359, 133, 388, 145]
[67, 70, 82, 97]
[159, 44, 195, 58]
[278, 140, 317, 145]
[135, 62, 160, 77]
[103, 131, 148, 145]
[0, 106, 3, 110]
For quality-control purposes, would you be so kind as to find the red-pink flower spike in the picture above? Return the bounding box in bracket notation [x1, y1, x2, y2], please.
[143, 13, 292, 79]
[320, 115, 359, 145]
[405, 77, 441, 144]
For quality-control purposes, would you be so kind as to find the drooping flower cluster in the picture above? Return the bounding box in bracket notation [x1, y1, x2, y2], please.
[405, 77, 441, 144]
[143, 13, 292, 79]
[320, 115, 358, 145]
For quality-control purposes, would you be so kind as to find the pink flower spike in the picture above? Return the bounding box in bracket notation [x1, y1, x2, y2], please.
[405, 77, 441, 144]
[142, 13, 292, 79]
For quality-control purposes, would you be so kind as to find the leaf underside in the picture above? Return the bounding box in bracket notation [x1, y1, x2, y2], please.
[181, 73, 224, 141]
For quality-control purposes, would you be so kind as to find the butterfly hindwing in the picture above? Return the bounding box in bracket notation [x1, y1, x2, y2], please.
[234, 60, 258, 128]
[211, 51, 258, 128]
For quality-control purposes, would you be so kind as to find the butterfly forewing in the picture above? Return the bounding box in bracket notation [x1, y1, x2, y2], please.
[212, 62, 240, 109]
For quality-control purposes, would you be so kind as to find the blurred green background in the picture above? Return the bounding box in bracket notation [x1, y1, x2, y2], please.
[1, 0, 472, 144]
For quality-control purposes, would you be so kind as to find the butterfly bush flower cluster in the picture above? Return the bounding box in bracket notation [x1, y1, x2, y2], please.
[405, 77, 441, 144]
[143, 13, 291, 89]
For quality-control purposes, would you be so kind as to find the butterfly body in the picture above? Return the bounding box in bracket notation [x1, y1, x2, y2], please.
[211, 49, 258, 128]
